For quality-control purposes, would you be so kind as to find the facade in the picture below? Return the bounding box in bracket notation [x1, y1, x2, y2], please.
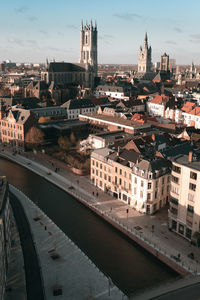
[79, 21, 98, 77]
[138, 33, 152, 73]
[62, 98, 97, 119]
[94, 85, 129, 100]
[169, 153, 200, 241]
[147, 94, 168, 117]
[0, 106, 35, 148]
[79, 113, 151, 134]
[0, 177, 11, 300]
[160, 53, 169, 72]
[91, 148, 170, 214]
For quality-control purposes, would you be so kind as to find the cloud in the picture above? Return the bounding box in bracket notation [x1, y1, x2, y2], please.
[15, 5, 29, 13]
[57, 32, 64, 37]
[174, 27, 182, 33]
[39, 30, 48, 36]
[113, 12, 141, 21]
[28, 16, 38, 22]
[7, 38, 39, 48]
[8, 38, 24, 47]
[189, 39, 200, 44]
[66, 24, 78, 29]
[104, 34, 114, 39]
[165, 40, 177, 45]
[190, 34, 200, 40]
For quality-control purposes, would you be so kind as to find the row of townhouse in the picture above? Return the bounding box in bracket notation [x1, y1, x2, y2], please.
[91, 148, 171, 214]
[147, 94, 200, 129]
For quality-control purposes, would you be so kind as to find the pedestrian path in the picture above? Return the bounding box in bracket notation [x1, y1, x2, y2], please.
[9, 185, 126, 300]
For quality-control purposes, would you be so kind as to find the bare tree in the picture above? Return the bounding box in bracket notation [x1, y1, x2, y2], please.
[25, 127, 44, 149]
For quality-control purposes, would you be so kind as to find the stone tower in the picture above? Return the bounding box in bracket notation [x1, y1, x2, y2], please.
[160, 53, 169, 71]
[138, 32, 152, 73]
[79, 20, 98, 77]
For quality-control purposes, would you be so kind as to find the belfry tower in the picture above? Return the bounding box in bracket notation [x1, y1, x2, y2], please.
[79, 20, 98, 77]
[138, 32, 152, 73]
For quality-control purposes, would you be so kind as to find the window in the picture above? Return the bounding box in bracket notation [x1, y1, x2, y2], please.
[96, 170, 98, 176]
[155, 181, 158, 188]
[148, 182, 152, 189]
[96, 162, 98, 167]
[162, 177, 165, 185]
[129, 174, 131, 180]
[115, 176, 117, 184]
[104, 174, 107, 180]
[186, 228, 192, 239]
[108, 176, 111, 183]
[162, 187, 164, 195]
[134, 177, 137, 184]
[140, 191, 143, 198]
[129, 183, 131, 190]
[167, 175, 170, 183]
[119, 178, 122, 185]
[188, 193, 194, 202]
[187, 205, 194, 214]
[92, 160, 95, 166]
[155, 191, 157, 199]
[170, 197, 178, 205]
[141, 180, 144, 187]
[190, 171, 197, 180]
[178, 224, 184, 235]
[120, 169, 122, 175]
[124, 171, 127, 178]
[134, 187, 137, 195]
[104, 166, 106, 171]
[172, 175, 179, 184]
[147, 193, 151, 200]
[100, 164, 102, 169]
[100, 172, 102, 178]
[124, 181, 127, 189]
[115, 167, 118, 173]
[171, 186, 179, 195]
[92, 169, 94, 174]
[172, 220, 177, 230]
[189, 183, 196, 191]
[172, 165, 181, 174]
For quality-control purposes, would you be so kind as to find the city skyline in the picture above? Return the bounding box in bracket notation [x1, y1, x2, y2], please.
[1, 0, 200, 64]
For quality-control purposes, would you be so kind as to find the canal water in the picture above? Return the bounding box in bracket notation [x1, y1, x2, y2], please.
[0, 157, 178, 295]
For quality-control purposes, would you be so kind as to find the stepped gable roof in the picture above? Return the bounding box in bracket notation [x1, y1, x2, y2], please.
[62, 98, 95, 110]
[48, 62, 85, 72]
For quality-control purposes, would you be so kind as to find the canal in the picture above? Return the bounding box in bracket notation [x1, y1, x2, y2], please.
[0, 157, 179, 296]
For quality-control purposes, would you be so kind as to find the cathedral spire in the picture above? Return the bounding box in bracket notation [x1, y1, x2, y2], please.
[144, 32, 148, 45]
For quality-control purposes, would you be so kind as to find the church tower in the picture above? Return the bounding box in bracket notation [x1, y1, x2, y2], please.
[79, 21, 98, 77]
[138, 33, 152, 73]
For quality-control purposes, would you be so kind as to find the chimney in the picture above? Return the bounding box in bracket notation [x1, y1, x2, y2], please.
[117, 146, 120, 156]
[188, 151, 193, 163]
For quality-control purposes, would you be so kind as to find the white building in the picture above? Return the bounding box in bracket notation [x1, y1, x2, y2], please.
[169, 153, 200, 242]
[95, 85, 130, 100]
[62, 98, 97, 120]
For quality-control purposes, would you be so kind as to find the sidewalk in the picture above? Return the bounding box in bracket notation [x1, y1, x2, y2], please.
[1, 147, 200, 276]
[9, 185, 126, 300]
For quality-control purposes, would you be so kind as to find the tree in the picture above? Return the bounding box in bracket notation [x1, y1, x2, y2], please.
[25, 127, 44, 149]
[58, 136, 71, 151]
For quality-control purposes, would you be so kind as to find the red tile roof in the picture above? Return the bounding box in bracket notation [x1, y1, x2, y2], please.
[151, 94, 169, 105]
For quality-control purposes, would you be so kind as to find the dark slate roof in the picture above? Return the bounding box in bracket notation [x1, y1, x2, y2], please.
[136, 157, 170, 172]
[48, 62, 85, 73]
[160, 142, 193, 159]
[108, 149, 140, 166]
[62, 99, 95, 110]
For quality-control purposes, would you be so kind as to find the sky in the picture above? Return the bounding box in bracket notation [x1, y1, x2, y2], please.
[0, 0, 200, 64]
